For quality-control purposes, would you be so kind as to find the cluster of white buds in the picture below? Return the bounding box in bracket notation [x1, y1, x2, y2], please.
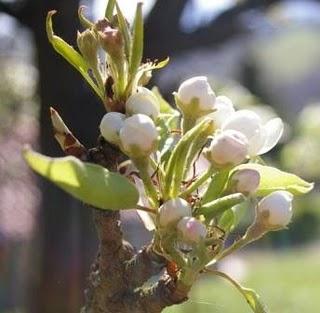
[159, 198, 207, 244]
[257, 191, 293, 229]
[99, 87, 160, 158]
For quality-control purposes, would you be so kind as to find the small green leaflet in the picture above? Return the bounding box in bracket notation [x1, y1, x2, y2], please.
[23, 148, 139, 210]
[234, 164, 313, 195]
[46, 11, 104, 101]
[205, 270, 268, 313]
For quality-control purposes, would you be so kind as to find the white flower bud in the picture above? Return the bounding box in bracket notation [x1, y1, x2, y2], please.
[119, 114, 158, 157]
[231, 169, 260, 195]
[206, 95, 235, 128]
[177, 217, 207, 243]
[99, 112, 126, 145]
[205, 130, 248, 167]
[257, 191, 293, 228]
[159, 198, 192, 227]
[176, 76, 216, 117]
[126, 87, 160, 120]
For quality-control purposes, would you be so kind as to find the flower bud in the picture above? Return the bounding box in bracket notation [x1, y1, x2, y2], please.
[159, 198, 192, 227]
[230, 169, 260, 195]
[206, 95, 235, 128]
[77, 29, 99, 67]
[119, 114, 158, 157]
[96, 19, 124, 61]
[126, 87, 160, 120]
[257, 191, 293, 228]
[176, 76, 216, 118]
[99, 112, 126, 146]
[177, 217, 207, 243]
[205, 130, 248, 167]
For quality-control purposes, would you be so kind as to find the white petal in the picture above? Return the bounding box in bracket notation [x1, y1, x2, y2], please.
[136, 210, 156, 231]
[207, 96, 235, 128]
[248, 127, 267, 156]
[222, 110, 262, 140]
[257, 118, 284, 155]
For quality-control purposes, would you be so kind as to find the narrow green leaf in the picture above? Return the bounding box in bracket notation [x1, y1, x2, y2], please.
[105, 0, 116, 20]
[129, 2, 143, 77]
[46, 11, 104, 101]
[23, 148, 139, 210]
[78, 6, 94, 29]
[115, 2, 131, 59]
[202, 169, 230, 203]
[235, 164, 314, 196]
[198, 193, 245, 219]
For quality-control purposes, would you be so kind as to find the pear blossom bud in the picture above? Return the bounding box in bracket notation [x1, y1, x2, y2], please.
[96, 19, 124, 61]
[177, 217, 207, 243]
[230, 169, 260, 195]
[206, 96, 235, 128]
[119, 114, 158, 157]
[159, 198, 192, 227]
[77, 29, 99, 66]
[257, 191, 293, 228]
[126, 87, 160, 120]
[176, 76, 216, 117]
[205, 130, 248, 167]
[99, 112, 126, 146]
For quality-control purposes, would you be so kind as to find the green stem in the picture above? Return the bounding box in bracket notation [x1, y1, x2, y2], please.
[134, 157, 159, 209]
[182, 115, 197, 134]
[180, 166, 215, 198]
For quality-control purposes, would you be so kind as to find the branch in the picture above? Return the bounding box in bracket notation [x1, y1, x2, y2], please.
[124, 244, 166, 289]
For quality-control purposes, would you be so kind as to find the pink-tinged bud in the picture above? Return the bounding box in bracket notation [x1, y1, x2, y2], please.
[177, 217, 207, 243]
[99, 112, 126, 146]
[205, 130, 248, 167]
[159, 198, 192, 227]
[176, 76, 216, 117]
[126, 87, 160, 120]
[231, 169, 260, 195]
[119, 114, 158, 157]
[257, 191, 293, 228]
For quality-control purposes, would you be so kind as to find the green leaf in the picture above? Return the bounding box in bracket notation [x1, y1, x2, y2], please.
[198, 193, 245, 219]
[105, 0, 116, 20]
[46, 11, 104, 101]
[129, 2, 143, 77]
[78, 6, 93, 29]
[235, 164, 314, 196]
[241, 287, 268, 313]
[115, 2, 131, 59]
[23, 148, 139, 210]
[206, 270, 268, 313]
[202, 169, 230, 203]
[218, 209, 235, 232]
[152, 86, 176, 114]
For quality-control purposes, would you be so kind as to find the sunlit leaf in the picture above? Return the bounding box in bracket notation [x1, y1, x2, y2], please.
[235, 164, 314, 195]
[219, 209, 235, 232]
[152, 86, 176, 114]
[46, 11, 104, 101]
[23, 148, 139, 210]
[129, 2, 143, 77]
[105, 0, 116, 20]
[115, 2, 131, 59]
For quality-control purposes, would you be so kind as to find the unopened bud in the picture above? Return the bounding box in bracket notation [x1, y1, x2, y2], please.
[176, 76, 216, 118]
[119, 114, 158, 157]
[96, 19, 124, 60]
[230, 169, 260, 195]
[159, 198, 192, 227]
[205, 130, 248, 167]
[126, 87, 160, 120]
[99, 112, 126, 146]
[77, 29, 99, 66]
[257, 191, 293, 228]
[177, 217, 207, 243]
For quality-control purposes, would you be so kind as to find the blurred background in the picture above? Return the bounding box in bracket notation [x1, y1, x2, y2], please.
[0, 0, 319, 312]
